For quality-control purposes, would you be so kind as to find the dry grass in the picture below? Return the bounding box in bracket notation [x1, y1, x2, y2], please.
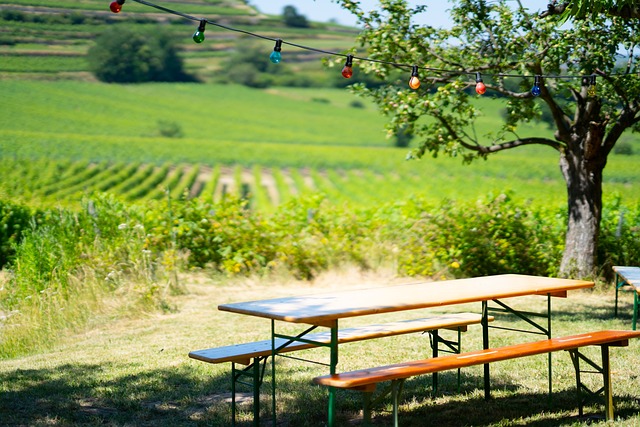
[1, 268, 640, 426]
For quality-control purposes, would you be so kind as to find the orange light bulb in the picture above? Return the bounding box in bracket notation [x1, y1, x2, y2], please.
[408, 66, 420, 89]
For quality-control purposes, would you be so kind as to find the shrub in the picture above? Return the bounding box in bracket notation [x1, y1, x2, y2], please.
[88, 26, 194, 83]
[0, 201, 38, 269]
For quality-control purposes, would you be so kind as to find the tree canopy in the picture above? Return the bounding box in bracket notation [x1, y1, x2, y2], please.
[545, 0, 640, 19]
[336, 0, 640, 278]
[88, 27, 194, 83]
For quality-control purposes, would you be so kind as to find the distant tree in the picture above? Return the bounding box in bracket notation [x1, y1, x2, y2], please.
[88, 26, 194, 83]
[283, 5, 309, 28]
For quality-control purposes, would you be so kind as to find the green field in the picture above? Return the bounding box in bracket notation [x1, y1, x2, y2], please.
[1, 80, 639, 210]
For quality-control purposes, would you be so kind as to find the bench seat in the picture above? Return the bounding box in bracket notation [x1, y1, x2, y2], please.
[189, 312, 490, 365]
[313, 330, 640, 425]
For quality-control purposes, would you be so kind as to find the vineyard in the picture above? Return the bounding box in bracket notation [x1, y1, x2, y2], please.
[2, 80, 640, 211]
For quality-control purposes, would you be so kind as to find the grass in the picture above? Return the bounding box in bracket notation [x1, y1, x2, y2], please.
[1, 269, 639, 426]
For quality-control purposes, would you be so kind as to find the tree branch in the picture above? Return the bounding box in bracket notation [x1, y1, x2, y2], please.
[477, 137, 563, 154]
[540, 1, 640, 19]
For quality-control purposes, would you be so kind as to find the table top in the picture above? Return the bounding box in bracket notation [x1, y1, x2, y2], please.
[613, 266, 640, 286]
[218, 274, 594, 325]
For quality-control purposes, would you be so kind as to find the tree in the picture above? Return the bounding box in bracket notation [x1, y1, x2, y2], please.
[282, 5, 309, 28]
[336, 0, 640, 278]
[88, 26, 194, 83]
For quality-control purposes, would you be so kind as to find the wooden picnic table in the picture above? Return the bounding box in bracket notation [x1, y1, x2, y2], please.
[219, 274, 594, 426]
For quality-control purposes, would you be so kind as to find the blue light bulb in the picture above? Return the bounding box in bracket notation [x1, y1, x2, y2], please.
[531, 75, 541, 97]
[269, 50, 281, 64]
[270, 39, 282, 64]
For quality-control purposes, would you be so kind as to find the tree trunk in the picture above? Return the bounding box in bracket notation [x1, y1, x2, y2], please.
[558, 136, 606, 279]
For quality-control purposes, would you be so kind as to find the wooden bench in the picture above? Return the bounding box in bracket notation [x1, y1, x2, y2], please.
[613, 266, 640, 330]
[189, 312, 492, 425]
[313, 330, 640, 426]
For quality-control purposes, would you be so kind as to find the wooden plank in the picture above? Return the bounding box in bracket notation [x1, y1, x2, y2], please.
[219, 274, 594, 324]
[313, 330, 640, 389]
[189, 313, 491, 364]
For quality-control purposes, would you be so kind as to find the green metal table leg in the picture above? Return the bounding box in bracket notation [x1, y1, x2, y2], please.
[615, 273, 622, 317]
[328, 320, 338, 427]
[431, 329, 439, 394]
[271, 320, 276, 427]
[231, 362, 237, 427]
[547, 295, 553, 399]
[482, 301, 490, 400]
[253, 358, 261, 426]
[633, 291, 638, 330]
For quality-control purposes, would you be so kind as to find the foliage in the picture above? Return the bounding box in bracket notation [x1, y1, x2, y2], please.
[2, 191, 640, 356]
[282, 5, 309, 28]
[0, 195, 177, 357]
[0, 201, 37, 270]
[335, 0, 640, 277]
[87, 26, 195, 83]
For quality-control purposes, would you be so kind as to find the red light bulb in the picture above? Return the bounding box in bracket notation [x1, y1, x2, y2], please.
[341, 55, 354, 79]
[475, 72, 486, 95]
[110, 1, 122, 13]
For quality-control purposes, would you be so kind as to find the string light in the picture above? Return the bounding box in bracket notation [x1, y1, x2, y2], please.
[531, 75, 542, 96]
[112, 0, 632, 94]
[409, 66, 420, 90]
[193, 20, 206, 43]
[270, 39, 282, 64]
[475, 72, 486, 95]
[342, 55, 354, 79]
[109, 0, 125, 13]
[587, 75, 597, 97]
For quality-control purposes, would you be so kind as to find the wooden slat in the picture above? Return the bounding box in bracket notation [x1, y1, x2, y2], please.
[313, 330, 640, 389]
[189, 313, 491, 364]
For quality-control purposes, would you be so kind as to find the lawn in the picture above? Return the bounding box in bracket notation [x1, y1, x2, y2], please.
[1, 270, 639, 426]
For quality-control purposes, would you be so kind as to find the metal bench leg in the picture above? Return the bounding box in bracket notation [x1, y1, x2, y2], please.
[362, 391, 372, 426]
[391, 380, 405, 427]
[601, 345, 613, 420]
[231, 357, 268, 427]
[568, 346, 615, 421]
[428, 328, 463, 394]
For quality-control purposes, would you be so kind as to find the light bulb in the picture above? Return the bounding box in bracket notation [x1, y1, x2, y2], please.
[531, 75, 541, 97]
[193, 20, 206, 43]
[270, 39, 282, 64]
[408, 65, 420, 90]
[475, 72, 486, 95]
[341, 55, 354, 79]
[109, 0, 124, 13]
[587, 75, 597, 97]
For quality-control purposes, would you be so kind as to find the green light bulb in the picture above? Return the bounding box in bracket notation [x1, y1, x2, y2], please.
[193, 20, 206, 44]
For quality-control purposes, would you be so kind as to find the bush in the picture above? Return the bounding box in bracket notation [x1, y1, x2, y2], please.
[614, 141, 634, 155]
[0, 201, 39, 269]
[88, 26, 195, 83]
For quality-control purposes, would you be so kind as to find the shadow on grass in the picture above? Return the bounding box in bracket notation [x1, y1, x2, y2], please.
[0, 361, 232, 426]
[1, 361, 639, 427]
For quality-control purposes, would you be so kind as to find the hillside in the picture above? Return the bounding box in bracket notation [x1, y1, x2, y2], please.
[0, 0, 359, 82]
